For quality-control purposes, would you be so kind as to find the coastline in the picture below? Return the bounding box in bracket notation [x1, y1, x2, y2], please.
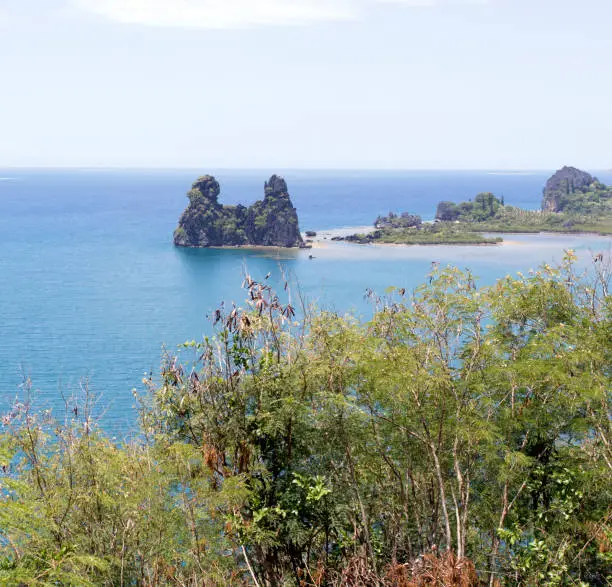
[301, 226, 611, 257]
[177, 243, 305, 251]
[304, 225, 611, 249]
[481, 228, 612, 236]
[306, 226, 502, 248]
[367, 240, 502, 248]
[207, 245, 303, 250]
[175, 228, 609, 253]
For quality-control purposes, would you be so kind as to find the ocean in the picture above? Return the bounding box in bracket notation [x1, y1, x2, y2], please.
[1, 169, 610, 433]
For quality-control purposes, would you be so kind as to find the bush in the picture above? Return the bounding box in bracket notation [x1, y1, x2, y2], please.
[2, 258, 611, 585]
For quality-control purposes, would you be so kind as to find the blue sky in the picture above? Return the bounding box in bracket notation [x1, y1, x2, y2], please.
[1, 0, 611, 169]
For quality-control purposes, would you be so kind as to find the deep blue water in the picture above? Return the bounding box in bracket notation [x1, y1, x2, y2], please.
[1, 169, 610, 433]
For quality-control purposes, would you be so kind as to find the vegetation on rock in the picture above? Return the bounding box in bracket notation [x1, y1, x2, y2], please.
[174, 174, 304, 248]
[1, 255, 610, 585]
[542, 166, 612, 214]
[344, 224, 502, 245]
[343, 167, 612, 246]
[375, 211, 423, 229]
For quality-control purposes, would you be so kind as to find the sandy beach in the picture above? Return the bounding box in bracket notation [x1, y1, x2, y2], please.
[303, 226, 531, 249]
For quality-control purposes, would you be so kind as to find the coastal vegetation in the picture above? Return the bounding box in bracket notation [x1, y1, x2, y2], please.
[341, 166, 612, 246]
[451, 207, 612, 235]
[1, 255, 610, 585]
[375, 211, 423, 229]
[342, 204, 502, 245]
[342, 223, 502, 246]
[435, 192, 503, 223]
[541, 166, 612, 215]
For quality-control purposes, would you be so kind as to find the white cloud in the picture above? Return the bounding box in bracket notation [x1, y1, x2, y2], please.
[74, 0, 490, 29]
[74, 0, 357, 29]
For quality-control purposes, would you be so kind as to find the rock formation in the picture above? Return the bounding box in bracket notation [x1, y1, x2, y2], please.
[375, 211, 422, 229]
[542, 166, 596, 212]
[174, 174, 304, 248]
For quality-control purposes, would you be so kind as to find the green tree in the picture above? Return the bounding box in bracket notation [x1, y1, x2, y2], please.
[2, 258, 610, 585]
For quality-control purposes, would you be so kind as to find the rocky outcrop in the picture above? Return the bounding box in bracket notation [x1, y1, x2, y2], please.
[375, 212, 422, 229]
[542, 166, 596, 212]
[174, 175, 304, 248]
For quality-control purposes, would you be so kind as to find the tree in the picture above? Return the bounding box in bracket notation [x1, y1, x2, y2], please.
[2, 258, 610, 585]
[435, 201, 460, 221]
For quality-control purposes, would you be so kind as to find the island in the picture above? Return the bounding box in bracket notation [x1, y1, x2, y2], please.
[174, 175, 304, 248]
[338, 166, 612, 246]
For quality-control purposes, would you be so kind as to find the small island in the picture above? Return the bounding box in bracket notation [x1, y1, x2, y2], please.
[339, 166, 612, 246]
[174, 175, 304, 248]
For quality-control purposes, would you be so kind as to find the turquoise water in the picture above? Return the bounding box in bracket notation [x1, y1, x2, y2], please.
[0, 169, 610, 432]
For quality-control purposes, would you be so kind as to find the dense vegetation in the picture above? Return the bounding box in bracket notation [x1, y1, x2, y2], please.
[375, 212, 423, 229]
[454, 207, 612, 235]
[542, 166, 612, 215]
[432, 168, 612, 235]
[343, 223, 502, 245]
[546, 179, 612, 216]
[342, 168, 612, 246]
[1, 255, 611, 586]
[433, 182, 612, 235]
[436, 192, 504, 223]
[341, 195, 503, 245]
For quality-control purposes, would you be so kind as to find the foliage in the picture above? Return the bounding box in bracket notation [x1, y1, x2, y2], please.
[554, 181, 612, 215]
[431, 177, 612, 236]
[542, 166, 612, 215]
[435, 193, 503, 223]
[0, 387, 235, 585]
[375, 211, 423, 229]
[462, 206, 612, 235]
[1, 256, 611, 585]
[344, 222, 502, 245]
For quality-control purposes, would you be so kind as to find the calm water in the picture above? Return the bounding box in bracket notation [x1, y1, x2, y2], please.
[1, 169, 610, 432]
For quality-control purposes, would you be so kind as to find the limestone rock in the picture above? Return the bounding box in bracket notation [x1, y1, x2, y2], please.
[174, 175, 304, 248]
[542, 166, 596, 212]
[265, 175, 288, 196]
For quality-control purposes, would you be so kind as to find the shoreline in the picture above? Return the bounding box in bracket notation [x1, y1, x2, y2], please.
[306, 225, 611, 249]
[483, 229, 612, 237]
[177, 244, 305, 252]
[211, 245, 303, 250]
[366, 241, 502, 248]
[306, 226, 502, 248]
[175, 227, 610, 252]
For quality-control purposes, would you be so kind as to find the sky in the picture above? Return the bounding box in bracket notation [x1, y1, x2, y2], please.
[1, 0, 611, 169]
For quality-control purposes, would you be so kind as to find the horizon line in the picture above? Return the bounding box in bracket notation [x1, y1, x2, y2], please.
[1, 165, 610, 173]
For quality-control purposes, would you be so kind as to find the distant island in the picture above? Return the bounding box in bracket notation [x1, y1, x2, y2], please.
[339, 166, 612, 246]
[174, 175, 304, 248]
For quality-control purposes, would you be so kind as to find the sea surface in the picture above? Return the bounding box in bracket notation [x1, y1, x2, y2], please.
[1, 169, 610, 433]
